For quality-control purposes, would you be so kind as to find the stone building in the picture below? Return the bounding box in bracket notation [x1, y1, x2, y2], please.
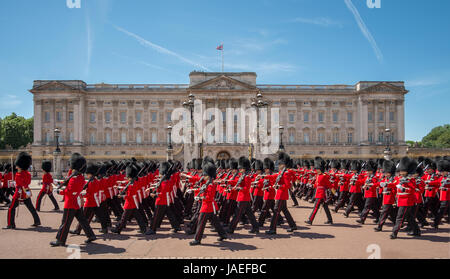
[29, 71, 408, 170]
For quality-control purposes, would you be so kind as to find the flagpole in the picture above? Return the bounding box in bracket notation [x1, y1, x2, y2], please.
[222, 43, 224, 72]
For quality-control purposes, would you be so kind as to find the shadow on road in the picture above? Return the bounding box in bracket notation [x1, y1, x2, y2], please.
[200, 241, 258, 251]
[293, 231, 335, 239]
[80, 242, 126, 255]
[13, 226, 58, 233]
[313, 223, 362, 229]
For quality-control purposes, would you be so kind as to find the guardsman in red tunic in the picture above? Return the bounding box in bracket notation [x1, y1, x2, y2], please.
[51, 153, 96, 246]
[374, 160, 398, 232]
[264, 152, 297, 235]
[305, 157, 333, 225]
[35, 160, 60, 211]
[390, 157, 420, 239]
[70, 163, 109, 235]
[344, 161, 366, 217]
[422, 159, 440, 218]
[412, 166, 429, 227]
[1, 164, 13, 205]
[357, 160, 381, 224]
[190, 162, 227, 246]
[432, 159, 450, 229]
[251, 160, 265, 213]
[227, 156, 259, 234]
[111, 163, 147, 235]
[4, 152, 41, 229]
[145, 161, 181, 235]
[334, 161, 352, 213]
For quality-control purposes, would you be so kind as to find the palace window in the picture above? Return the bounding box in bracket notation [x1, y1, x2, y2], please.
[289, 132, 295, 143]
[347, 133, 353, 143]
[167, 112, 172, 122]
[136, 133, 142, 144]
[68, 112, 74, 122]
[318, 112, 324, 123]
[368, 132, 374, 143]
[120, 112, 126, 123]
[390, 111, 395, 122]
[44, 111, 50, 122]
[151, 132, 157, 144]
[368, 111, 373, 122]
[347, 112, 353, 123]
[378, 132, 384, 143]
[379, 112, 384, 121]
[69, 132, 74, 143]
[136, 111, 142, 123]
[303, 133, 310, 144]
[151, 112, 157, 123]
[289, 113, 295, 123]
[90, 133, 96, 144]
[56, 112, 62, 122]
[105, 133, 111, 144]
[333, 133, 339, 143]
[121, 133, 127, 144]
[105, 112, 111, 123]
[304, 112, 309, 122]
[318, 133, 325, 143]
[90, 112, 96, 123]
[333, 112, 338, 123]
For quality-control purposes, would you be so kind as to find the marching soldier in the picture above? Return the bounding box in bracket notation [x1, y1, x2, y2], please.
[190, 162, 227, 245]
[343, 161, 365, 217]
[432, 159, 450, 229]
[357, 160, 381, 224]
[374, 160, 398, 232]
[51, 153, 96, 247]
[305, 157, 333, 225]
[35, 160, 60, 211]
[4, 152, 41, 229]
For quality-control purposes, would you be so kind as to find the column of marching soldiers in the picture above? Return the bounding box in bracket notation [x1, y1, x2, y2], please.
[0, 151, 449, 247]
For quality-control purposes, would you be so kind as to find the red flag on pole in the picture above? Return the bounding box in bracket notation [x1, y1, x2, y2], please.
[216, 44, 223, 50]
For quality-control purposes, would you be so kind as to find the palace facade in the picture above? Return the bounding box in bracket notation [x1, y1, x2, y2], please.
[30, 71, 408, 169]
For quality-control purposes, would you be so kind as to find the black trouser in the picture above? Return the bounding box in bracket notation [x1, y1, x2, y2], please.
[413, 203, 428, 225]
[360, 197, 380, 222]
[75, 206, 108, 233]
[392, 206, 419, 237]
[345, 192, 364, 215]
[35, 190, 59, 211]
[194, 212, 226, 242]
[335, 191, 349, 212]
[100, 201, 112, 226]
[223, 199, 237, 225]
[252, 195, 264, 212]
[186, 203, 201, 233]
[172, 198, 184, 224]
[229, 201, 258, 232]
[56, 208, 95, 244]
[7, 197, 40, 227]
[377, 204, 397, 229]
[434, 200, 449, 227]
[269, 200, 296, 232]
[289, 189, 299, 206]
[150, 204, 180, 232]
[141, 198, 154, 221]
[423, 196, 439, 218]
[0, 188, 9, 203]
[115, 208, 147, 233]
[184, 192, 194, 216]
[308, 198, 332, 223]
[107, 197, 123, 218]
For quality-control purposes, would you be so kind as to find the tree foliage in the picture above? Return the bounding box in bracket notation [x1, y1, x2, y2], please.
[0, 113, 34, 149]
[421, 124, 450, 148]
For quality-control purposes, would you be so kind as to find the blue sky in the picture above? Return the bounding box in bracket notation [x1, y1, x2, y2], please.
[0, 0, 449, 141]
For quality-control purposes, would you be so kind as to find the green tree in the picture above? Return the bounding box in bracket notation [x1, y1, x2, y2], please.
[1, 113, 34, 149]
[421, 124, 450, 148]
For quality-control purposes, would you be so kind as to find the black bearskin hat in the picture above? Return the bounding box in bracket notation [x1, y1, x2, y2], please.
[126, 164, 139, 179]
[15, 152, 32, 170]
[70, 153, 86, 171]
[437, 160, 450, 172]
[397, 157, 411, 173]
[364, 160, 377, 172]
[238, 156, 251, 171]
[350, 160, 361, 172]
[254, 160, 264, 171]
[382, 160, 396, 175]
[86, 163, 99, 176]
[277, 152, 290, 166]
[160, 161, 171, 176]
[203, 162, 217, 179]
[41, 160, 52, 173]
[263, 158, 274, 171]
[330, 160, 340, 169]
[230, 158, 238, 170]
[314, 157, 326, 172]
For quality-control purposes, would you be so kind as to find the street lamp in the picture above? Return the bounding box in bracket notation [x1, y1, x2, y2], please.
[183, 93, 203, 158]
[54, 128, 61, 153]
[167, 125, 173, 150]
[250, 92, 269, 159]
[279, 126, 285, 151]
[384, 128, 392, 160]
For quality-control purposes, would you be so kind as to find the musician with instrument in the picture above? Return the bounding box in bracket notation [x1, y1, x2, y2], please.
[264, 152, 297, 235]
[432, 159, 450, 229]
[190, 162, 227, 245]
[51, 153, 96, 246]
[374, 160, 398, 232]
[5, 152, 41, 230]
[305, 157, 334, 225]
[390, 157, 420, 239]
[227, 156, 259, 234]
[35, 160, 60, 212]
[357, 160, 381, 224]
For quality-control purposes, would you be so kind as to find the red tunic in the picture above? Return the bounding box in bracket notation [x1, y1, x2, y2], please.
[395, 177, 416, 207]
[59, 174, 85, 209]
[13, 171, 32, 200]
[199, 183, 219, 213]
[438, 176, 450, 201]
[41, 173, 54, 194]
[84, 179, 100, 208]
[314, 174, 332, 199]
[380, 178, 397, 205]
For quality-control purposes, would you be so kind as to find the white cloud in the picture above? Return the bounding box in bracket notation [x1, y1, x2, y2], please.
[85, 14, 93, 76]
[292, 17, 343, 28]
[113, 24, 211, 72]
[344, 0, 383, 62]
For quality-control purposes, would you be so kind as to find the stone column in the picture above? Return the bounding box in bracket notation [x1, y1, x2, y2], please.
[53, 151, 62, 179]
[396, 100, 405, 143]
[34, 99, 42, 145]
[357, 97, 368, 144]
[374, 102, 378, 142]
[62, 100, 67, 144]
[79, 95, 86, 145]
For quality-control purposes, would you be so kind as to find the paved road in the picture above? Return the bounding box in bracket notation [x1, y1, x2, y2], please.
[0, 188, 448, 259]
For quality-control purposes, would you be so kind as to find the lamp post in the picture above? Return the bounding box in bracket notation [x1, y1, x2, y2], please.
[279, 125, 285, 151]
[183, 93, 202, 162]
[53, 128, 62, 179]
[250, 92, 269, 159]
[167, 125, 173, 160]
[383, 128, 392, 160]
